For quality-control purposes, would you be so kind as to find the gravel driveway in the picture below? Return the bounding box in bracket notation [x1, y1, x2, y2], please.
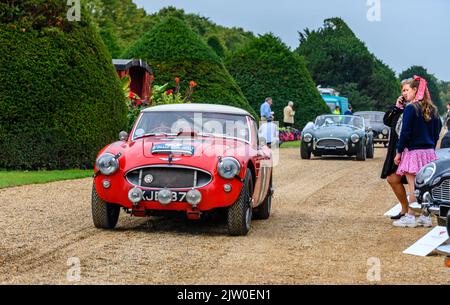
[1, 148, 449, 284]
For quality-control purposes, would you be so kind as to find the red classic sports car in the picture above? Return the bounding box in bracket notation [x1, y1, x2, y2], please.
[92, 104, 273, 235]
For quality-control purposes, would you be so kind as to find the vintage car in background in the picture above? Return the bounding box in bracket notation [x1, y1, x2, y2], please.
[414, 148, 450, 234]
[92, 104, 273, 236]
[354, 111, 390, 147]
[300, 115, 374, 161]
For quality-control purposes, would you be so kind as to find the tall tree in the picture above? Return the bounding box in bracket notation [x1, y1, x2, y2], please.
[226, 34, 330, 128]
[296, 17, 399, 111]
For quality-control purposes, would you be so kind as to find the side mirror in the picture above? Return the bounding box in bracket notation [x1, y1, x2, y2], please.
[119, 131, 129, 141]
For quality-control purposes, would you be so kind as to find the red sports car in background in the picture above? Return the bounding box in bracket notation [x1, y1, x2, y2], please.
[92, 104, 273, 235]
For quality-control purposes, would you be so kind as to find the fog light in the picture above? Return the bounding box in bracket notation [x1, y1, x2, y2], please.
[224, 184, 232, 193]
[102, 180, 111, 189]
[186, 189, 202, 206]
[128, 187, 143, 204]
[158, 189, 172, 205]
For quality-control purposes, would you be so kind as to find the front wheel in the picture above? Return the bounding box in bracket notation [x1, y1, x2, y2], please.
[227, 171, 253, 236]
[91, 183, 120, 229]
[366, 138, 374, 159]
[356, 142, 366, 161]
[446, 210, 450, 234]
[300, 142, 311, 159]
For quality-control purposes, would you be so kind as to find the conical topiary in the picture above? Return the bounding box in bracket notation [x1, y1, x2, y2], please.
[225, 34, 330, 128]
[123, 17, 256, 117]
[0, 1, 128, 170]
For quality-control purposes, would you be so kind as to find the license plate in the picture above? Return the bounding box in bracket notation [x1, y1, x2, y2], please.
[326, 146, 337, 150]
[143, 190, 187, 202]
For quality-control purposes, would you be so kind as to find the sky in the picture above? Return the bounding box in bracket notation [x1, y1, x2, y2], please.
[133, 0, 450, 81]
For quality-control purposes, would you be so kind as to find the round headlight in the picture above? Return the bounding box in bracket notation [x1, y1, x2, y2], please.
[416, 163, 436, 186]
[350, 134, 360, 143]
[303, 133, 313, 143]
[186, 189, 202, 206]
[128, 187, 143, 204]
[96, 153, 119, 175]
[218, 157, 241, 179]
[382, 128, 389, 135]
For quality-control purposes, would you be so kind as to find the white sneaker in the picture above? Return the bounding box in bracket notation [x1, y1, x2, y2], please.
[416, 215, 432, 227]
[393, 214, 417, 228]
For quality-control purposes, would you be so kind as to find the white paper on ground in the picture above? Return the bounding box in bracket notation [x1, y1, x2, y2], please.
[436, 244, 450, 255]
[384, 203, 401, 217]
[403, 226, 450, 257]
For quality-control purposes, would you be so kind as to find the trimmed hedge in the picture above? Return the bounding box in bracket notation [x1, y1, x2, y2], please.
[225, 34, 330, 129]
[0, 2, 127, 170]
[296, 18, 399, 111]
[123, 17, 256, 117]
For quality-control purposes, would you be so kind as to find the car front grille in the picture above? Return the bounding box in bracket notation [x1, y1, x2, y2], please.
[432, 179, 450, 202]
[126, 166, 212, 189]
[316, 138, 345, 148]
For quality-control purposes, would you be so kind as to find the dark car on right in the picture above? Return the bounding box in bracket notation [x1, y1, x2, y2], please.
[354, 111, 390, 147]
[413, 148, 450, 234]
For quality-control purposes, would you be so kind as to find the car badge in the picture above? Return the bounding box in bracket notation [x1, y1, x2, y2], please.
[159, 157, 181, 162]
[144, 174, 154, 184]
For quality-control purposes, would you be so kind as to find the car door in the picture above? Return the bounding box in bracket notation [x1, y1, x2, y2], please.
[249, 117, 272, 207]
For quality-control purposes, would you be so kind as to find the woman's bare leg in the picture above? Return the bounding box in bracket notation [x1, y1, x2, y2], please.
[405, 173, 417, 215]
[387, 173, 408, 214]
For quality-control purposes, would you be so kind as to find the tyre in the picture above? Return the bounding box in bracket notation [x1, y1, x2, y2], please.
[300, 142, 311, 159]
[447, 210, 450, 234]
[366, 138, 374, 159]
[356, 142, 366, 161]
[254, 176, 272, 220]
[91, 183, 120, 229]
[227, 171, 253, 236]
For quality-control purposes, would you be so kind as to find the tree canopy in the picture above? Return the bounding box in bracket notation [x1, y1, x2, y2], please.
[226, 34, 330, 128]
[296, 17, 399, 111]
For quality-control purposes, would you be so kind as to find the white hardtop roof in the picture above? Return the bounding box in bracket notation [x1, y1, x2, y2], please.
[142, 103, 253, 118]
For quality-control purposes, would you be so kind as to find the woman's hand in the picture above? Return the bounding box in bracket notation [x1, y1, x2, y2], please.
[394, 153, 402, 165]
[396, 96, 405, 109]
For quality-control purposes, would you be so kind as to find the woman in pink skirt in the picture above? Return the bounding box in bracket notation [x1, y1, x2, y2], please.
[393, 76, 442, 228]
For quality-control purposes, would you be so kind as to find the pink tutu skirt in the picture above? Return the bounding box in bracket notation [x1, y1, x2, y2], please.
[396, 148, 436, 176]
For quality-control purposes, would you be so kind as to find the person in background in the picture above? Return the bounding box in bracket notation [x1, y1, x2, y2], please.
[333, 105, 341, 115]
[283, 101, 295, 128]
[446, 103, 450, 126]
[260, 97, 273, 121]
[258, 115, 279, 148]
[381, 80, 409, 220]
[393, 76, 442, 228]
[344, 105, 353, 115]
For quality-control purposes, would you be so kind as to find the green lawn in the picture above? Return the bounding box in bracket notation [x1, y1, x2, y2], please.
[279, 141, 300, 148]
[0, 169, 93, 189]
